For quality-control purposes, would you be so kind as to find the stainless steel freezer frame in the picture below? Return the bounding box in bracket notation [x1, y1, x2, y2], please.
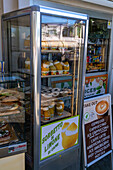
[2, 6, 89, 170]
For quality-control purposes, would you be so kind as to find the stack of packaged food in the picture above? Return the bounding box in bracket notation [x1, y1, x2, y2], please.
[41, 60, 70, 76]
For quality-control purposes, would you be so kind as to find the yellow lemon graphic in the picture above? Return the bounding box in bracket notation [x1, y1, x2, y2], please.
[61, 122, 78, 149]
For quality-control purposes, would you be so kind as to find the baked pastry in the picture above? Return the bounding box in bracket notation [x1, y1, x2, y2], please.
[61, 122, 78, 149]
[0, 104, 18, 113]
[52, 88, 60, 93]
[0, 130, 10, 142]
[54, 60, 63, 75]
[1, 96, 19, 103]
[0, 122, 7, 129]
[52, 92, 59, 98]
[0, 110, 20, 116]
[63, 61, 69, 74]
[41, 61, 50, 76]
[41, 93, 52, 99]
[0, 89, 19, 96]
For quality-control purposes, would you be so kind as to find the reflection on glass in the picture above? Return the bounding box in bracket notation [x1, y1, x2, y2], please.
[41, 15, 85, 124]
[2, 15, 33, 169]
[86, 18, 110, 73]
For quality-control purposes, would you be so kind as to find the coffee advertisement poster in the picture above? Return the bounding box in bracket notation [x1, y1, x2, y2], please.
[40, 115, 79, 160]
[83, 94, 112, 165]
[84, 74, 108, 98]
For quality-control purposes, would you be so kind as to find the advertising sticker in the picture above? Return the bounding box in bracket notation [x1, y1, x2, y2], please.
[40, 115, 79, 160]
[83, 94, 112, 166]
[85, 74, 108, 98]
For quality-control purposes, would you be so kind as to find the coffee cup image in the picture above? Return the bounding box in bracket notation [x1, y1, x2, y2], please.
[95, 100, 109, 119]
[61, 122, 78, 149]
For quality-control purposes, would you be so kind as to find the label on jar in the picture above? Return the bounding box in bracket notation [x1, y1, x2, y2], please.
[56, 105, 63, 110]
[49, 105, 54, 109]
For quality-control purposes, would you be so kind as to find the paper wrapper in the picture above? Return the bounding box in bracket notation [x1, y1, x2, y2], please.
[0, 124, 18, 145]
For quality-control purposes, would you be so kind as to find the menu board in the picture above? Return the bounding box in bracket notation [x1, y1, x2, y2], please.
[85, 74, 108, 98]
[40, 115, 79, 160]
[83, 94, 112, 166]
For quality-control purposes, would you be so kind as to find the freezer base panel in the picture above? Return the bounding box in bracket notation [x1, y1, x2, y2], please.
[40, 147, 80, 170]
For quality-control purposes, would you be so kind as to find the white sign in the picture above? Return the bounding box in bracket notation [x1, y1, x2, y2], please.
[83, 94, 112, 167]
[40, 116, 79, 160]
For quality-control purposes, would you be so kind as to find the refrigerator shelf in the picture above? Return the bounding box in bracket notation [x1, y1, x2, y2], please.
[41, 110, 71, 124]
[41, 50, 74, 53]
[18, 69, 30, 75]
[41, 73, 72, 78]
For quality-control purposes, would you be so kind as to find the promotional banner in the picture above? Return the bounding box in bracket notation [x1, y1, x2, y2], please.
[83, 94, 112, 166]
[40, 115, 79, 160]
[85, 74, 108, 98]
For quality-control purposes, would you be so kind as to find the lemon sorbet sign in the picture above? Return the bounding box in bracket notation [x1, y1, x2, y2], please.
[40, 116, 79, 160]
[85, 74, 108, 98]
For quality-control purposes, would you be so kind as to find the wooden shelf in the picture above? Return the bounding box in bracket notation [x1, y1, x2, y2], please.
[41, 110, 71, 124]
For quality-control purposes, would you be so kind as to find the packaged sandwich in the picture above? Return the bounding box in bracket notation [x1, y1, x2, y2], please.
[41, 61, 50, 76]
[63, 61, 69, 74]
[49, 61, 56, 75]
[54, 60, 63, 75]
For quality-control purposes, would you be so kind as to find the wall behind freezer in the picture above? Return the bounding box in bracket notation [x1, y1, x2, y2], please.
[3, 0, 18, 13]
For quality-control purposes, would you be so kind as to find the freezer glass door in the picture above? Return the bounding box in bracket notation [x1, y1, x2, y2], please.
[40, 14, 86, 160]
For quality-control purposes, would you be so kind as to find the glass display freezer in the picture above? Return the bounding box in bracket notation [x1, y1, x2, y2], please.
[1, 6, 88, 170]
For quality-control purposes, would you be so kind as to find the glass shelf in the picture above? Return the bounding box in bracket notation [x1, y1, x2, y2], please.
[41, 73, 72, 78]
[41, 110, 71, 124]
